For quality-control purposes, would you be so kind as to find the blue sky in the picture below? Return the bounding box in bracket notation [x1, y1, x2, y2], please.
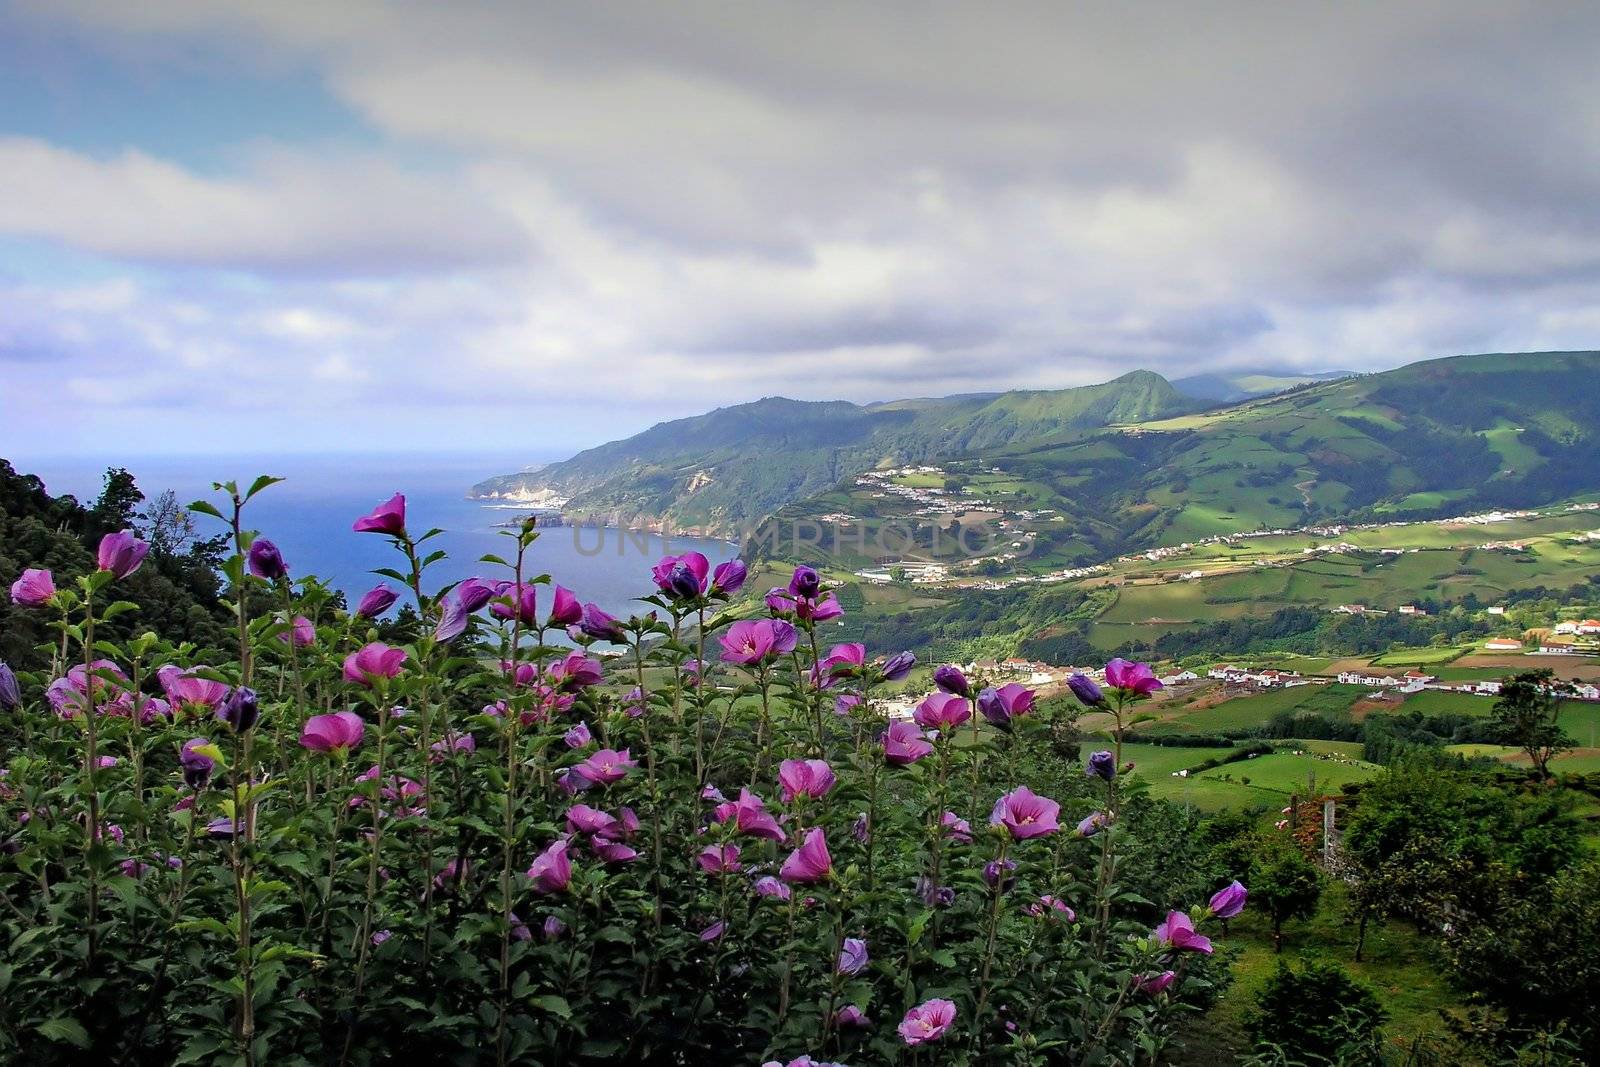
[3, 1, 1600, 461]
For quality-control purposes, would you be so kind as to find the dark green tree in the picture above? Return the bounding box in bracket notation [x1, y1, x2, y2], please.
[1252, 843, 1322, 952]
[1489, 669, 1573, 781]
[1248, 959, 1387, 1065]
[88, 467, 144, 538]
[1446, 860, 1600, 1061]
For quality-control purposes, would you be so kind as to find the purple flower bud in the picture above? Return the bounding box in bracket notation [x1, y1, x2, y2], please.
[180, 739, 217, 790]
[837, 937, 869, 975]
[218, 686, 259, 733]
[1068, 673, 1105, 706]
[711, 559, 748, 597]
[97, 531, 150, 579]
[542, 915, 565, 940]
[356, 584, 399, 619]
[1086, 750, 1116, 783]
[789, 565, 821, 599]
[983, 858, 1018, 892]
[933, 665, 970, 697]
[352, 493, 406, 536]
[916, 876, 956, 908]
[579, 603, 626, 643]
[835, 1004, 871, 1028]
[667, 562, 703, 600]
[246, 539, 288, 581]
[753, 875, 791, 901]
[455, 577, 497, 613]
[434, 597, 469, 643]
[546, 585, 582, 628]
[1209, 880, 1248, 919]
[10, 568, 55, 607]
[880, 650, 916, 682]
[0, 661, 19, 711]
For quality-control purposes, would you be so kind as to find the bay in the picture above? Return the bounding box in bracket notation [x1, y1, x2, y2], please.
[8, 451, 738, 619]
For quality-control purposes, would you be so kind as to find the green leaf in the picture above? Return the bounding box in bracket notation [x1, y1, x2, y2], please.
[244, 475, 285, 502]
[528, 994, 572, 1019]
[36, 1017, 90, 1048]
[907, 909, 932, 946]
[175, 917, 233, 939]
[188, 499, 226, 521]
[190, 742, 227, 767]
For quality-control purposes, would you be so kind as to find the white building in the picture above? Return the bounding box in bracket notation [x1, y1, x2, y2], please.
[1337, 670, 1401, 688]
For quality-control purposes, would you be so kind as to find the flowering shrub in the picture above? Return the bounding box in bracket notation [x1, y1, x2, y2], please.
[0, 479, 1241, 1065]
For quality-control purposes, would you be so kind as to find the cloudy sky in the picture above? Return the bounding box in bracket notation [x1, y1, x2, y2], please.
[3, 1, 1599, 458]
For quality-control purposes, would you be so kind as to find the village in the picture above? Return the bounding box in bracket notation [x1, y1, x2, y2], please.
[835, 461, 1600, 602]
[865, 649, 1600, 725]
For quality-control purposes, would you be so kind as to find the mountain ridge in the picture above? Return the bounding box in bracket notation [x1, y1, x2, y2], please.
[471, 369, 1194, 532]
[473, 352, 1600, 547]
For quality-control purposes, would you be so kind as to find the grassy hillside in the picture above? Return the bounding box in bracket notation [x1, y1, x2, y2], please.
[471, 370, 1193, 532]
[973, 351, 1600, 556]
[471, 351, 1600, 569]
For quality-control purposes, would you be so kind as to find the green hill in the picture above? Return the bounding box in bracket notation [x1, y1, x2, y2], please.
[473, 351, 1600, 550]
[1027, 351, 1600, 550]
[470, 370, 1193, 533]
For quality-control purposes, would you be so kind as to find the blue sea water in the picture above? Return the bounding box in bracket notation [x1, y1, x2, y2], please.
[8, 452, 737, 619]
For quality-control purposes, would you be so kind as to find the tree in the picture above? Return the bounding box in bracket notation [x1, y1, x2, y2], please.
[1489, 669, 1573, 781]
[88, 466, 144, 538]
[1252, 843, 1322, 952]
[1446, 860, 1600, 1061]
[139, 489, 200, 557]
[1248, 959, 1387, 1065]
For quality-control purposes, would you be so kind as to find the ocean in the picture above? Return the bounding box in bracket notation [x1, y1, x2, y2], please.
[8, 452, 738, 619]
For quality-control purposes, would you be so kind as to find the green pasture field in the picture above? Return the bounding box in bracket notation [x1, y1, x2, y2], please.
[1370, 646, 1470, 667]
[1290, 739, 1367, 760]
[1116, 742, 1239, 780]
[1481, 421, 1544, 473]
[1393, 690, 1495, 717]
[1193, 750, 1380, 797]
[1146, 684, 1365, 736]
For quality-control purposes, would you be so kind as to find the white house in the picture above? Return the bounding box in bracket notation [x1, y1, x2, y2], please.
[1337, 670, 1400, 687]
[1400, 670, 1436, 692]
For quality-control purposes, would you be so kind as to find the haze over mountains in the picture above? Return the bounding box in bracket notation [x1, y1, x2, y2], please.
[471, 369, 1191, 523]
[473, 352, 1600, 559]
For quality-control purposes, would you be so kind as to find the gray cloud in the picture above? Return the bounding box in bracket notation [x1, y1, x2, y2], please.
[4, 1, 1600, 455]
